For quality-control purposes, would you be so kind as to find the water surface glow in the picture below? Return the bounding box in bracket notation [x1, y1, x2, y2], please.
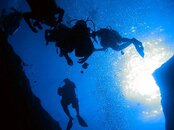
[113, 38, 173, 119]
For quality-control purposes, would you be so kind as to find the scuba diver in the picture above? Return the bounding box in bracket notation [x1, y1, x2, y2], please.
[91, 28, 144, 57]
[23, 0, 64, 32]
[58, 78, 88, 130]
[45, 23, 74, 65]
[45, 19, 95, 65]
[71, 20, 95, 63]
[0, 8, 23, 37]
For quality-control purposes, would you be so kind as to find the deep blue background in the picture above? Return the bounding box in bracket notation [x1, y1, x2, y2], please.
[1, 0, 174, 129]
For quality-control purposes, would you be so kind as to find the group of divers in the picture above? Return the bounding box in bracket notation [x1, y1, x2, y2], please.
[0, 0, 145, 129]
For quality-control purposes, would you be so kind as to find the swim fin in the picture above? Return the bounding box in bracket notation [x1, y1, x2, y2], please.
[66, 119, 73, 130]
[77, 115, 88, 127]
[132, 38, 144, 58]
[136, 45, 144, 58]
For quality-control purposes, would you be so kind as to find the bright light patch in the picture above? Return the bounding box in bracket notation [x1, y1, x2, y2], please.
[113, 38, 173, 119]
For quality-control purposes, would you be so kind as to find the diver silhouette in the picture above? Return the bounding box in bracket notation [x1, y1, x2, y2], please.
[71, 20, 95, 63]
[0, 8, 22, 37]
[45, 23, 74, 65]
[24, 0, 64, 32]
[58, 78, 88, 129]
[45, 19, 95, 65]
[92, 28, 144, 57]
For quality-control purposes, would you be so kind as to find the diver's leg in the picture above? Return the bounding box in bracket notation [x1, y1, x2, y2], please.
[112, 38, 133, 51]
[72, 99, 79, 116]
[72, 99, 88, 127]
[61, 49, 73, 66]
[61, 100, 73, 120]
[120, 37, 144, 57]
[121, 37, 142, 47]
[131, 38, 143, 47]
[131, 38, 144, 57]
[120, 38, 133, 43]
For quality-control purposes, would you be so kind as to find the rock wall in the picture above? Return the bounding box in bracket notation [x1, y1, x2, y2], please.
[0, 31, 61, 130]
[153, 55, 174, 130]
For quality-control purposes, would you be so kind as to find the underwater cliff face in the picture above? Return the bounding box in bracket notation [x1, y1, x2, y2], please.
[153, 56, 174, 130]
[0, 31, 61, 130]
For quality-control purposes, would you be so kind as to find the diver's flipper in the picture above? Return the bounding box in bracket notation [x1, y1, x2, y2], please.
[132, 38, 144, 58]
[66, 119, 73, 130]
[77, 115, 88, 127]
[134, 44, 144, 58]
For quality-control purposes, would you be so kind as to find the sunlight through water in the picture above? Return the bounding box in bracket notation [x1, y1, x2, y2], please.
[114, 38, 173, 119]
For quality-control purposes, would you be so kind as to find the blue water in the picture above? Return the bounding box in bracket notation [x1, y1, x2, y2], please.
[2, 0, 174, 129]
